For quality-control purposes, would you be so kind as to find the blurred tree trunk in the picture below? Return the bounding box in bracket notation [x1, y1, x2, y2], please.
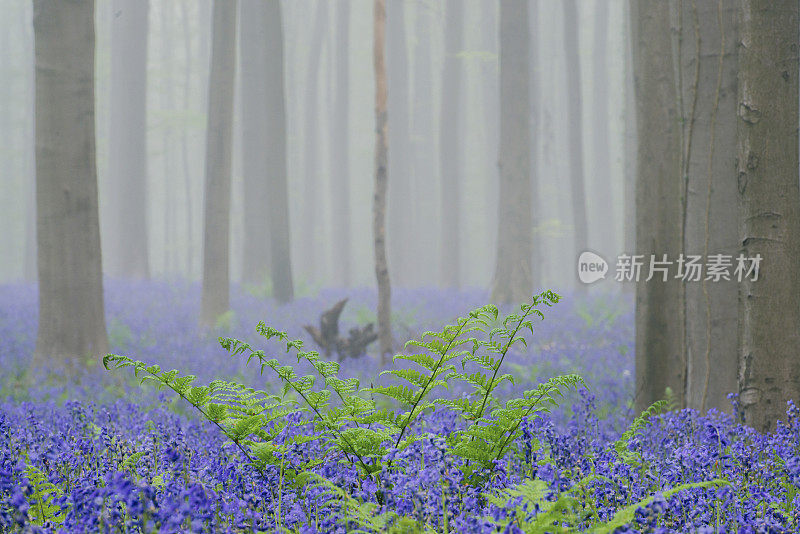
[563, 0, 587, 268]
[439, 0, 463, 288]
[22, 2, 36, 282]
[631, 0, 684, 414]
[330, 0, 351, 288]
[387, 0, 412, 287]
[301, 1, 327, 284]
[239, 0, 271, 285]
[373, 0, 392, 361]
[200, 0, 237, 328]
[179, 0, 194, 277]
[490, 0, 532, 305]
[410, 1, 437, 287]
[737, 0, 800, 433]
[622, 2, 636, 293]
[678, 1, 738, 414]
[106, 0, 149, 279]
[32, 0, 109, 367]
[590, 1, 615, 262]
[528, 0, 540, 290]
[264, 0, 293, 303]
[481, 0, 499, 286]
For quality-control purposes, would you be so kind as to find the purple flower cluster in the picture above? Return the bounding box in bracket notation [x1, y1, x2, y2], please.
[1, 280, 797, 531]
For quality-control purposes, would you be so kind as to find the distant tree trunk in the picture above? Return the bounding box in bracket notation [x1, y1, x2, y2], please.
[528, 0, 540, 290]
[439, 0, 463, 288]
[631, 1, 684, 414]
[411, 2, 438, 287]
[200, 0, 237, 328]
[373, 0, 392, 361]
[161, 2, 176, 274]
[22, 3, 36, 282]
[330, 0, 351, 288]
[622, 2, 636, 292]
[737, 0, 800, 433]
[264, 0, 293, 303]
[490, 0, 532, 305]
[301, 2, 327, 284]
[481, 0, 499, 285]
[179, 0, 194, 278]
[239, 0, 271, 285]
[590, 1, 615, 262]
[106, 0, 149, 279]
[33, 0, 109, 367]
[387, 0, 412, 288]
[562, 0, 588, 268]
[679, 1, 738, 414]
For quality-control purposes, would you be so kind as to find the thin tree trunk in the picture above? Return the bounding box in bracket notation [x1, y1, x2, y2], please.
[264, 0, 293, 303]
[622, 1, 636, 293]
[490, 0, 532, 305]
[481, 0, 499, 287]
[679, 1, 738, 414]
[33, 0, 109, 368]
[737, 0, 800, 433]
[373, 0, 392, 361]
[563, 0, 588, 269]
[529, 0, 540, 290]
[180, 0, 194, 278]
[439, 0, 463, 288]
[330, 0, 351, 288]
[631, 0, 684, 414]
[200, 0, 237, 328]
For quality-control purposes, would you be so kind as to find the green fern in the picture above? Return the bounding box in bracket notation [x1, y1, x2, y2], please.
[613, 399, 669, 466]
[23, 463, 69, 526]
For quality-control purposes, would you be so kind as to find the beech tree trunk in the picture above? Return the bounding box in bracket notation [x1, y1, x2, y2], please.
[200, 0, 237, 328]
[490, 0, 532, 305]
[106, 0, 149, 278]
[373, 0, 392, 361]
[33, 0, 109, 367]
[439, 0, 463, 288]
[737, 0, 800, 433]
[631, 0, 684, 414]
[678, 1, 738, 414]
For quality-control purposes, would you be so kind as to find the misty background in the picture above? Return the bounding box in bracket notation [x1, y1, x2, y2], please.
[0, 0, 631, 291]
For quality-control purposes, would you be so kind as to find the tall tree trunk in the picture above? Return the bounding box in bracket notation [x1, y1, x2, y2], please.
[481, 0, 499, 287]
[529, 0, 540, 290]
[631, 0, 684, 414]
[622, 1, 636, 292]
[264, 0, 293, 303]
[373, 0, 391, 361]
[200, 0, 237, 328]
[301, 2, 327, 284]
[387, 0, 412, 288]
[737, 0, 800, 433]
[490, 0, 532, 305]
[439, 0, 463, 288]
[106, 0, 149, 279]
[22, 2, 37, 282]
[679, 1, 738, 414]
[330, 0, 351, 288]
[239, 0, 271, 285]
[590, 1, 615, 262]
[180, 0, 194, 278]
[33, 0, 109, 367]
[411, 1, 437, 288]
[563, 0, 587, 269]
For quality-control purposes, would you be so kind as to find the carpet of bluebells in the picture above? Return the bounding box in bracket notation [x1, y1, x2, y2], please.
[1, 280, 799, 532]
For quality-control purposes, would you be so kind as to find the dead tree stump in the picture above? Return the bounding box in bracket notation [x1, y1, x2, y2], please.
[303, 299, 378, 361]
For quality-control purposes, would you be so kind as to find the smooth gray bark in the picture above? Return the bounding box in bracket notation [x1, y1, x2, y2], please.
[33, 0, 109, 367]
[200, 0, 237, 328]
[631, 0, 685, 414]
[737, 0, 800, 433]
[490, 0, 532, 305]
[678, 1, 738, 414]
